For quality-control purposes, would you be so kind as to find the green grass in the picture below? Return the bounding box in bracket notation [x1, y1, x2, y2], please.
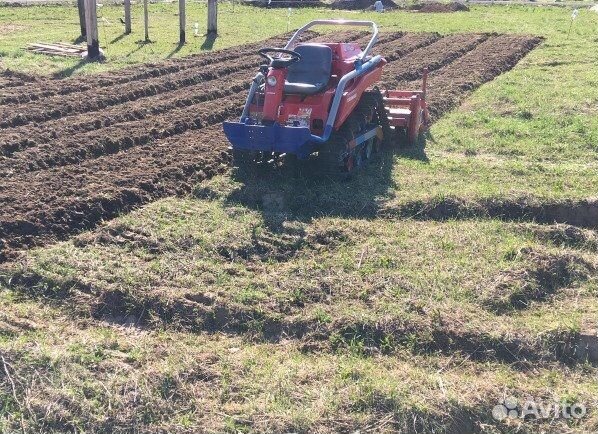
[2, 195, 598, 432]
[0, 2, 330, 76]
[0, 3, 596, 77]
[2, 3, 598, 433]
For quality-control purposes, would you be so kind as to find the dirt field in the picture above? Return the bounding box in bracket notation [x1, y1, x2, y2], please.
[329, 0, 398, 10]
[0, 31, 542, 263]
[411, 1, 470, 13]
[0, 69, 41, 90]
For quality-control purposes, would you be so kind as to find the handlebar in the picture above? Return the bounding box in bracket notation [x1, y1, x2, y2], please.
[258, 47, 302, 69]
[284, 19, 379, 61]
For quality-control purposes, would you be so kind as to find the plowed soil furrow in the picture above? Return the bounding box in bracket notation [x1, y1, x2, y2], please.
[380, 33, 490, 87]
[0, 57, 262, 128]
[308, 30, 367, 43]
[0, 126, 229, 262]
[0, 72, 253, 157]
[401, 34, 544, 120]
[0, 33, 371, 128]
[0, 31, 364, 106]
[0, 33, 399, 156]
[374, 32, 442, 62]
[0, 34, 304, 105]
[0, 99, 241, 176]
[0, 32, 542, 263]
[0, 70, 43, 91]
[367, 31, 406, 48]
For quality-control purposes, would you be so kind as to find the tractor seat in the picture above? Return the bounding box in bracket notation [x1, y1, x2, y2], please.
[284, 44, 332, 96]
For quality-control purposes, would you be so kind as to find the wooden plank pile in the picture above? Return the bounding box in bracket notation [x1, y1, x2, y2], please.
[26, 42, 87, 57]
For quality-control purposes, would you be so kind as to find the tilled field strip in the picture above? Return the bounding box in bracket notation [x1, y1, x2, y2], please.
[390, 34, 544, 119]
[0, 33, 434, 165]
[0, 32, 398, 129]
[0, 75, 249, 160]
[1, 56, 278, 128]
[0, 71, 43, 91]
[0, 32, 404, 155]
[0, 33, 431, 170]
[0, 99, 241, 176]
[0, 31, 377, 113]
[0, 32, 323, 105]
[1, 30, 400, 105]
[0, 32, 542, 262]
[0, 126, 229, 261]
[381, 33, 490, 85]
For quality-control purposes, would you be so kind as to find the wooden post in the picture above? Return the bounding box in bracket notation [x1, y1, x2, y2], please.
[207, 0, 217, 35]
[143, 0, 149, 42]
[84, 0, 100, 58]
[124, 0, 132, 34]
[77, 0, 87, 38]
[179, 0, 185, 44]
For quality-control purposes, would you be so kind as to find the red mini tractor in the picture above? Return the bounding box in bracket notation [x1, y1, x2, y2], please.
[223, 19, 429, 174]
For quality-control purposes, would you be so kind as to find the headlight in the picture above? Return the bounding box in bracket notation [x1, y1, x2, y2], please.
[267, 76, 277, 87]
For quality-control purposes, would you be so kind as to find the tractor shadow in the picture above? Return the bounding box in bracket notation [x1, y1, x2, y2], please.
[218, 139, 428, 231]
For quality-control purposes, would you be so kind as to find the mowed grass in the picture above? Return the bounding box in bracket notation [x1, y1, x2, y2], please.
[3, 288, 597, 433]
[2, 3, 598, 433]
[2, 192, 598, 432]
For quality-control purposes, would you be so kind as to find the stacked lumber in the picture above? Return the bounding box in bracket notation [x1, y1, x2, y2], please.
[26, 43, 87, 57]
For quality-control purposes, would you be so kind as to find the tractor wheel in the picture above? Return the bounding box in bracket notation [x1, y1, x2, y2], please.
[318, 88, 389, 178]
[318, 133, 356, 178]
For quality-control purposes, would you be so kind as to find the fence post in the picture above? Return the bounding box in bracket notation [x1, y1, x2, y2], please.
[84, 0, 100, 58]
[207, 0, 217, 34]
[144, 0, 150, 41]
[77, 0, 87, 38]
[124, 0, 132, 34]
[179, 0, 186, 44]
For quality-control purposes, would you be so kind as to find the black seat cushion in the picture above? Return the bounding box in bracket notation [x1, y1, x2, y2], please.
[284, 44, 332, 96]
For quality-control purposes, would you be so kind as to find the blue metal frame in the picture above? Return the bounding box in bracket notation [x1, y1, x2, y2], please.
[224, 20, 384, 158]
[223, 120, 316, 159]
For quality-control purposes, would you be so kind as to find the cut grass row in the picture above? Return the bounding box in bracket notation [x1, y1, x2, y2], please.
[2, 293, 596, 433]
[5, 191, 597, 356]
[2, 192, 597, 432]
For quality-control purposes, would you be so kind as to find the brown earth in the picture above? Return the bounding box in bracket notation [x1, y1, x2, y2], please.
[0, 31, 320, 105]
[242, 0, 325, 8]
[383, 196, 598, 229]
[0, 69, 42, 90]
[0, 32, 542, 263]
[410, 1, 470, 13]
[482, 248, 596, 312]
[329, 0, 398, 11]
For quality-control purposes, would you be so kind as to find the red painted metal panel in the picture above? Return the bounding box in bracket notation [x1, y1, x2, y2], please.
[334, 60, 387, 129]
[262, 69, 287, 121]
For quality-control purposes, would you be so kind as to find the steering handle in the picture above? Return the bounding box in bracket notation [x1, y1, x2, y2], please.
[258, 47, 301, 66]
